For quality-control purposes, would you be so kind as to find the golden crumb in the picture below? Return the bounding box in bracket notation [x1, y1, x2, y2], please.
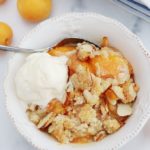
[103, 118, 120, 134]
[70, 65, 92, 90]
[78, 104, 97, 123]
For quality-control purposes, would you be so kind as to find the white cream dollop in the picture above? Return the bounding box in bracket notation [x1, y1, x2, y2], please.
[15, 53, 68, 106]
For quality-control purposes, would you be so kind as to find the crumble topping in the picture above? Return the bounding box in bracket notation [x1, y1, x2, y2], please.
[103, 118, 120, 134]
[27, 37, 139, 144]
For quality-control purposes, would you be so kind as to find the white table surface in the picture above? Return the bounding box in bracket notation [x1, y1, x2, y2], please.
[0, 0, 150, 150]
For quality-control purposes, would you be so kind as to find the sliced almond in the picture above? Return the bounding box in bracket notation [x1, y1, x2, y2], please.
[100, 103, 109, 117]
[37, 112, 55, 129]
[111, 86, 125, 100]
[94, 131, 107, 141]
[117, 104, 132, 116]
[122, 80, 138, 103]
[27, 111, 40, 125]
[67, 80, 74, 92]
[101, 79, 112, 93]
[128, 83, 136, 100]
[83, 90, 99, 106]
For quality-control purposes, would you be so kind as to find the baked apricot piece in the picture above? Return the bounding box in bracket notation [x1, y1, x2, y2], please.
[48, 46, 75, 56]
[68, 54, 94, 75]
[90, 49, 130, 84]
[46, 99, 65, 114]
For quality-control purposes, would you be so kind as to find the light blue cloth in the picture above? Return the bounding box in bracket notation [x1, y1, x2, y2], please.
[112, 0, 150, 22]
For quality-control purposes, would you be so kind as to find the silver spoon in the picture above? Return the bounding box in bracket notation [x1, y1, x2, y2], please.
[0, 38, 99, 53]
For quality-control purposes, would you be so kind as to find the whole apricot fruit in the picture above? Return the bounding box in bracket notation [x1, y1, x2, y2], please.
[0, 22, 13, 45]
[0, 0, 6, 4]
[17, 0, 52, 22]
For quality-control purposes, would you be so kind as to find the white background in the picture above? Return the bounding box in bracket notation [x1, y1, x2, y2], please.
[0, 0, 150, 150]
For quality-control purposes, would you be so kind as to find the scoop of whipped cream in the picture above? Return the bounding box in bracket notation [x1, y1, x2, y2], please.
[15, 53, 68, 106]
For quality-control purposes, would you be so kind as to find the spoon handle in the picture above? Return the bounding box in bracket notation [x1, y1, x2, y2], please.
[0, 38, 99, 53]
[0, 45, 44, 53]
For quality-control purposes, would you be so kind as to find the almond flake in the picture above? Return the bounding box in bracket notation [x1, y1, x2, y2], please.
[117, 104, 132, 116]
[111, 86, 125, 100]
[83, 90, 99, 106]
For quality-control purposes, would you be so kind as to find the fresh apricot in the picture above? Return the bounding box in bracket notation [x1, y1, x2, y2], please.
[17, 0, 52, 22]
[0, 0, 6, 4]
[0, 22, 13, 45]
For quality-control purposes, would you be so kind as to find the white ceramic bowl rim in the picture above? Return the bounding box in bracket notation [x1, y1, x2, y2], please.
[4, 12, 150, 150]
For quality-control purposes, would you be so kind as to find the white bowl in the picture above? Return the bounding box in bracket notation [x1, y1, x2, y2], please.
[4, 13, 150, 150]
